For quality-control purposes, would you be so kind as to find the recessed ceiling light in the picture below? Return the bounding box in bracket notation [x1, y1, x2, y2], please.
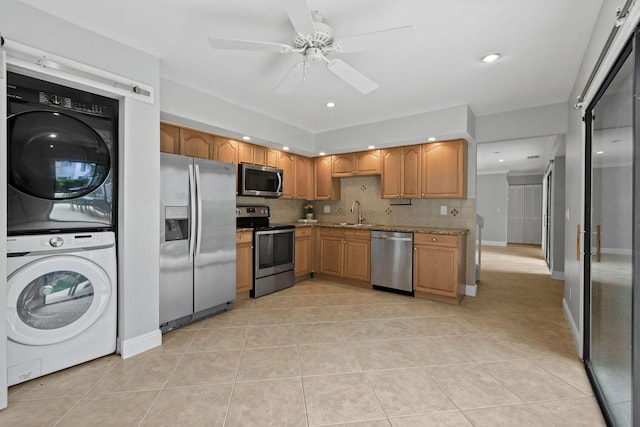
[498, 159, 504, 162]
[242, 136, 251, 141]
[427, 137, 437, 142]
[368, 145, 375, 149]
[319, 151, 326, 156]
[326, 101, 336, 108]
[283, 146, 290, 151]
[481, 52, 501, 63]
[596, 151, 604, 154]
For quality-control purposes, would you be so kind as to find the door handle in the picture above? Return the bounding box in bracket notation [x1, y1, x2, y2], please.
[188, 163, 196, 263]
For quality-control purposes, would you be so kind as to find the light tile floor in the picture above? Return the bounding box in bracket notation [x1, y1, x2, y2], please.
[2, 245, 606, 426]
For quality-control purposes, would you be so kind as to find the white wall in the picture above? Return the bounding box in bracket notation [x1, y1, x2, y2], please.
[1, 0, 162, 370]
[564, 0, 628, 356]
[551, 156, 566, 279]
[476, 174, 508, 245]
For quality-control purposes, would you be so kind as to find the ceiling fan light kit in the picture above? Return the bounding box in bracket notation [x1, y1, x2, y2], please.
[207, 0, 414, 95]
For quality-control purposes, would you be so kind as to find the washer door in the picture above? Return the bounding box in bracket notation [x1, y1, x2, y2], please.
[7, 255, 112, 346]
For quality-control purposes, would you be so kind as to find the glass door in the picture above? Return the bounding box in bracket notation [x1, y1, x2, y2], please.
[584, 37, 635, 426]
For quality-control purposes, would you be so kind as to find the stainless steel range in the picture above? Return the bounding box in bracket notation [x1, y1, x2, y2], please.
[236, 206, 295, 298]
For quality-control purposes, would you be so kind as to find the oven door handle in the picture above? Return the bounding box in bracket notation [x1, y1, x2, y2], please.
[188, 163, 196, 263]
[194, 164, 203, 261]
[255, 228, 295, 236]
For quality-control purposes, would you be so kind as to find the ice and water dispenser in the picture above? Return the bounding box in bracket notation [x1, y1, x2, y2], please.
[164, 206, 189, 241]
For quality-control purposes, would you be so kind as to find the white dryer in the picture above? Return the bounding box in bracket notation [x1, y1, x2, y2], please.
[6, 231, 117, 386]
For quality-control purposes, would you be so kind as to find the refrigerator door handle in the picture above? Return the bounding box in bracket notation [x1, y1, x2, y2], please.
[194, 164, 203, 261]
[188, 163, 196, 262]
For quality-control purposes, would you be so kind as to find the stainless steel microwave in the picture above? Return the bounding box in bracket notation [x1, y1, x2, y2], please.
[238, 164, 283, 197]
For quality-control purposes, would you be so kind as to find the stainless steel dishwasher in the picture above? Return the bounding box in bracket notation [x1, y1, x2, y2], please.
[371, 231, 414, 294]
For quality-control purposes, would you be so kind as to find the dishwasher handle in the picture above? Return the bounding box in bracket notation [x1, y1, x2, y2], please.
[371, 235, 413, 242]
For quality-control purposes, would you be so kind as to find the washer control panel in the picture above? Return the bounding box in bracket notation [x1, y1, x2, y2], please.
[6, 232, 115, 254]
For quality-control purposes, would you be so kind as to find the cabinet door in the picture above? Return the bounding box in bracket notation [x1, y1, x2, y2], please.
[267, 149, 280, 167]
[295, 235, 311, 278]
[413, 244, 457, 297]
[332, 154, 355, 177]
[401, 145, 421, 198]
[344, 237, 370, 281]
[160, 123, 180, 154]
[381, 148, 402, 198]
[421, 140, 466, 198]
[253, 145, 267, 166]
[314, 156, 340, 200]
[238, 141, 254, 164]
[236, 233, 253, 294]
[279, 151, 296, 199]
[213, 136, 239, 164]
[180, 128, 215, 159]
[319, 236, 343, 276]
[295, 155, 313, 200]
[355, 150, 381, 175]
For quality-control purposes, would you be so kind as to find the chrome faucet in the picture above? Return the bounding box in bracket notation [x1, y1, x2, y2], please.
[351, 200, 364, 224]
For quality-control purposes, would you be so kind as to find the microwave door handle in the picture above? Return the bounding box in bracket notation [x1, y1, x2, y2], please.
[277, 171, 282, 192]
[194, 164, 203, 261]
[188, 163, 196, 263]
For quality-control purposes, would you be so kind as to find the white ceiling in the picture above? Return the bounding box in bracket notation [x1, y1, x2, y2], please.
[477, 136, 558, 176]
[18, 0, 603, 174]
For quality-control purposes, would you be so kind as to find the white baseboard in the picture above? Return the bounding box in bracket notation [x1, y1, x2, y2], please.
[117, 329, 162, 359]
[563, 298, 582, 358]
[601, 247, 632, 256]
[466, 284, 477, 297]
[551, 270, 564, 280]
[480, 241, 507, 247]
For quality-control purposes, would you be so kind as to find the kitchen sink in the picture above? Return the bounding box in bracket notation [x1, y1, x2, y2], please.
[338, 223, 374, 228]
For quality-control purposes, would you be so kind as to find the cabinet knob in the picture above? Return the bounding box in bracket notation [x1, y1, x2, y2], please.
[239, 236, 243, 240]
[432, 238, 437, 242]
[414, 247, 416, 251]
[421, 193, 424, 197]
[400, 193, 403, 197]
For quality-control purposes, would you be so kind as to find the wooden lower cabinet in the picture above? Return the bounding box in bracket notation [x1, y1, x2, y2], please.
[343, 230, 371, 281]
[236, 231, 253, 295]
[295, 227, 312, 279]
[413, 233, 466, 303]
[318, 228, 370, 282]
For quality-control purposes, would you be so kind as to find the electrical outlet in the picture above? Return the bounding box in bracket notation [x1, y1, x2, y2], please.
[440, 205, 447, 215]
[324, 205, 330, 213]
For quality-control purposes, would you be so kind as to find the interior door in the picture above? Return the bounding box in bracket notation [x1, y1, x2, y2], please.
[584, 37, 634, 427]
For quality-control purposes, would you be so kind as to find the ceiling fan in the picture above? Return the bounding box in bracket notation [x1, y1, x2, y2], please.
[208, 0, 414, 94]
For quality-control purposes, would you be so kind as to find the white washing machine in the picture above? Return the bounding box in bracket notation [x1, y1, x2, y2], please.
[6, 231, 117, 386]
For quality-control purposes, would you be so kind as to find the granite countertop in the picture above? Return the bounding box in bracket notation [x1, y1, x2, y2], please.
[289, 222, 468, 236]
[236, 227, 254, 232]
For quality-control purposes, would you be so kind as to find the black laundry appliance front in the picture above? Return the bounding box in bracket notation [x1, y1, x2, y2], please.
[7, 72, 119, 235]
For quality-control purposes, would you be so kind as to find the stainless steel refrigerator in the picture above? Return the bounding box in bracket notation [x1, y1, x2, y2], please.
[159, 152, 236, 332]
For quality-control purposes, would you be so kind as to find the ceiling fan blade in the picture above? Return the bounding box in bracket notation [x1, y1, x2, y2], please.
[208, 36, 292, 53]
[326, 59, 378, 94]
[275, 62, 307, 94]
[336, 25, 415, 53]
[280, 0, 316, 35]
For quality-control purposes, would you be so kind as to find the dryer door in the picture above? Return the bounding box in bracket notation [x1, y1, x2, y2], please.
[7, 255, 112, 346]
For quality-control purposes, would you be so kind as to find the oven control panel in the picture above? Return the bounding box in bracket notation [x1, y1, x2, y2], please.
[236, 206, 269, 218]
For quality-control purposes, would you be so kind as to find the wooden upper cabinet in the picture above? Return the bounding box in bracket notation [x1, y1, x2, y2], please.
[314, 156, 340, 200]
[267, 149, 280, 167]
[179, 128, 215, 159]
[238, 142, 267, 166]
[295, 155, 313, 200]
[381, 145, 420, 199]
[213, 136, 239, 164]
[253, 145, 267, 166]
[421, 139, 466, 199]
[331, 150, 381, 177]
[331, 154, 355, 177]
[279, 151, 296, 199]
[160, 123, 180, 154]
[355, 150, 381, 175]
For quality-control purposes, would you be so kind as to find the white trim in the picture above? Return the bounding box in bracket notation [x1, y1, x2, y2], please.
[465, 284, 478, 297]
[551, 270, 565, 280]
[2, 39, 154, 104]
[480, 240, 508, 247]
[563, 297, 583, 359]
[117, 329, 162, 359]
